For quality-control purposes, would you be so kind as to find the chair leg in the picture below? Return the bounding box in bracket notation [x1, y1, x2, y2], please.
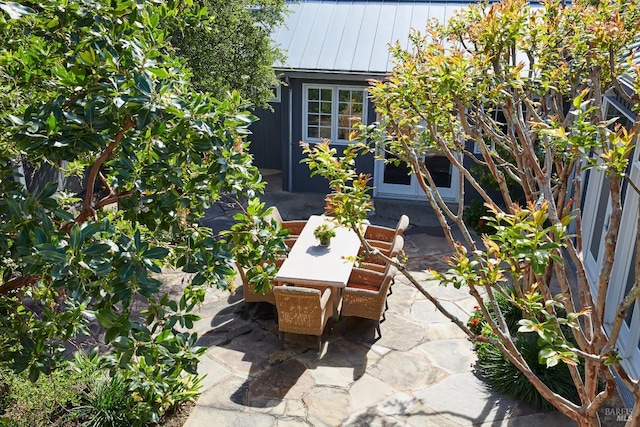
[317, 335, 322, 355]
[375, 321, 381, 339]
[279, 331, 285, 350]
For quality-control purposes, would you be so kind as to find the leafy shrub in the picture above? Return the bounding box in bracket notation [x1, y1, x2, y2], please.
[467, 287, 582, 410]
[463, 199, 495, 235]
[0, 364, 90, 427]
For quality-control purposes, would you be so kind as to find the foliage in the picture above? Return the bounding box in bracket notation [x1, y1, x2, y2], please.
[77, 373, 132, 427]
[223, 198, 290, 293]
[303, 0, 640, 425]
[313, 223, 336, 245]
[0, 0, 283, 424]
[300, 140, 375, 229]
[475, 334, 581, 411]
[462, 199, 495, 235]
[0, 362, 90, 427]
[467, 287, 582, 410]
[172, 0, 288, 108]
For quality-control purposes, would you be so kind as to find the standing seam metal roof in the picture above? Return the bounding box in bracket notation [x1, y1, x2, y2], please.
[273, 0, 471, 75]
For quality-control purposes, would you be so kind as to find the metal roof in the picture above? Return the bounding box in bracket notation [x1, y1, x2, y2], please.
[272, 1, 471, 76]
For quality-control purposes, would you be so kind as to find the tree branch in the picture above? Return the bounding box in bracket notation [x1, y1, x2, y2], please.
[75, 115, 135, 226]
[0, 275, 40, 296]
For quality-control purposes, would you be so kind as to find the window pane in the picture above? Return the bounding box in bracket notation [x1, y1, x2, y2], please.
[308, 115, 319, 126]
[589, 176, 610, 262]
[625, 246, 637, 327]
[320, 127, 331, 139]
[309, 88, 319, 100]
[308, 126, 319, 138]
[384, 154, 412, 185]
[321, 89, 332, 101]
[423, 154, 452, 188]
[320, 115, 331, 127]
[309, 102, 319, 113]
[351, 91, 363, 103]
[321, 101, 332, 114]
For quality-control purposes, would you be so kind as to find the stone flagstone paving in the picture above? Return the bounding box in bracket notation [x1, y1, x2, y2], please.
[180, 270, 576, 427]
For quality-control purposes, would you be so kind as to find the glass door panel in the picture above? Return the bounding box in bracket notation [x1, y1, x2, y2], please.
[374, 151, 458, 201]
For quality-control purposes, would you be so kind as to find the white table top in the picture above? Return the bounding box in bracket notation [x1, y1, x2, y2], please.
[274, 215, 367, 288]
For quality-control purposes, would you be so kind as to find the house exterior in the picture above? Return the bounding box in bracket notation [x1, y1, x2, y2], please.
[250, 0, 640, 407]
[580, 40, 640, 405]
[249, 0, 470, 202]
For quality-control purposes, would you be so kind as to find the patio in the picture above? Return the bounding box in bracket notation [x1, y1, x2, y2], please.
[175, 267, 573, 426]
[171, 176, 577, 426]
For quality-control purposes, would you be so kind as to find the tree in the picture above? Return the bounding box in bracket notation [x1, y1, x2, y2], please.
[172, 0, 288, 108]
[302, 1, 640, 426]
[0, 1, 285, 423]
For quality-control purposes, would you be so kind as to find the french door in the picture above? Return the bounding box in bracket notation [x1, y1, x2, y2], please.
[374, 152, 459, 202]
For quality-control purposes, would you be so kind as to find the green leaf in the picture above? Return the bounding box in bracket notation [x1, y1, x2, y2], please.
[155, 330, 173, 343]
[83, 242, 112, 257]
[0, 2, 35, 19]
[119, 262, 136, 282]
[95, 309, 117, 328]
[37, 182, 58, 200]
[81, 223, 102, 240]
[69, 224, 82, 253]
[37, 247, 67, 263]
[143, 247, 169, 260]
[137, 108, 152, 129]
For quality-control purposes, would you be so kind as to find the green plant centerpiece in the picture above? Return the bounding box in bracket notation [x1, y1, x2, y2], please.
[313, 223, 336, 246]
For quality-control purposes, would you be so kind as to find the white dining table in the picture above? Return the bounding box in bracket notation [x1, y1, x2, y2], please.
[274, 215, 367, 288]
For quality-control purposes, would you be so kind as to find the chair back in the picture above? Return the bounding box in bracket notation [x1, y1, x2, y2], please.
[273, 286, 331, 336]
[364, 214, 410, 243]
[387, 235, 404, 258]
[395, 215, 410, 236]
[377, 264, 397, 296]
[236, 261, 279, 305]
[266, 206, 284, 225]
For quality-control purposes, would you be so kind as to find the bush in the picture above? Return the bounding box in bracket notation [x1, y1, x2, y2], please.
[463, 199, 495, 235]
[467, 287, 582, 410]
[0, 364, 90, 427]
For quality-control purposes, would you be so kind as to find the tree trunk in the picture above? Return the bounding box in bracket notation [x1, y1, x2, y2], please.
[576, 413, 601, 427]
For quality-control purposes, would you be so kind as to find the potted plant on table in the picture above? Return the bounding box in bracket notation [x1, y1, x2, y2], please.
[313, 223, 336, 246]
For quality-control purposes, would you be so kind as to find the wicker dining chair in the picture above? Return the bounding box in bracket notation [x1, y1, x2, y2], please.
[273, 285, 333, 354]
[360, 235, 405, 269]
[364, 214, 409, 251]
[266, 206, 308, 238]
[340, 264, 397, 339]
[237, 259, 283, 317]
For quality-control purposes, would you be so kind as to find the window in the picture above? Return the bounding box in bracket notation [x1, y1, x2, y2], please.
[304, 85, 367, 144]
[269, 85, 281, 103]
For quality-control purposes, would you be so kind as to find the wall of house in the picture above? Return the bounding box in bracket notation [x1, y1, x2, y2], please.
[247, 99, 284, 171]
[251, 77, 377, 193]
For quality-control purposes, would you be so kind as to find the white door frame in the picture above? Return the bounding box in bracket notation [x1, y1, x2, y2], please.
[373, 152, 459, 202]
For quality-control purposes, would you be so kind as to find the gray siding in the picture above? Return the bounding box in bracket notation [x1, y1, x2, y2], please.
[248, 101, 284, 170]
